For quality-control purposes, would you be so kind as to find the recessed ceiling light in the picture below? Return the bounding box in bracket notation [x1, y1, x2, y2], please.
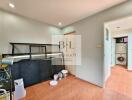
[58, 22, 62, 26]
[9, 3, 15, 8]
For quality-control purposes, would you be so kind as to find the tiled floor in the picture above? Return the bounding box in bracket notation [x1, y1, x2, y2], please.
[105, 65, 132, 99]
[22, 65, 132, 100]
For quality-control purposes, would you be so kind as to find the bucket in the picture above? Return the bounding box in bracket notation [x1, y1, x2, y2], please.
[14, 79, 26, 100]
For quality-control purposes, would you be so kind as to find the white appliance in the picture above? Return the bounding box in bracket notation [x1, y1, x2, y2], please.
[116, 43, 127, 65]
[116, 43, 127, 53]
[14, 79, 26, 100]
[116, 54, 127, 65]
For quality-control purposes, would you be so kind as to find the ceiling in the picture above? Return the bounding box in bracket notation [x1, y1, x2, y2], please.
[106, 15, 132, 32]
[0, 0, 126, 27]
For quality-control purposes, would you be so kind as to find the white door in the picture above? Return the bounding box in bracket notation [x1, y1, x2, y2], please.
[104, 28, 112, 82]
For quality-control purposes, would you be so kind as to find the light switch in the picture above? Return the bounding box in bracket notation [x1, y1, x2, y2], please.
[97, 44, 103, 48]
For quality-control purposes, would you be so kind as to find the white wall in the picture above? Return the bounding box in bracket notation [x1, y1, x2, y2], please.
[112, 30, 128, 38]
[0, 10, 61, 54]
[104, 27, 112, 83]
[63, 1, 132, 87]
[128, 31, 132, 70]
[111, 38, 116, 66]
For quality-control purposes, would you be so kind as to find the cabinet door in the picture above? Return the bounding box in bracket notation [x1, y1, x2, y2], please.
[39, 60, 51, 81]
[20, 60, 40, 87]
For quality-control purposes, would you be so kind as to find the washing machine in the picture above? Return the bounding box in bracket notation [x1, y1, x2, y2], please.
[116, 43, 127, 54]
[116, 53, 127, 65]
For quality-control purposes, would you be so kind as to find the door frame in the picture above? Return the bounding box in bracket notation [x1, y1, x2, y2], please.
[103, 24, 112, 85]
[103, 15, 131, 86]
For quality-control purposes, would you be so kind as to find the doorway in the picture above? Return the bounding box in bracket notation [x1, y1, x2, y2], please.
[114, 37, 128, 68]
[103, 15, 132, 83]
[103, 15, 132, 98]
